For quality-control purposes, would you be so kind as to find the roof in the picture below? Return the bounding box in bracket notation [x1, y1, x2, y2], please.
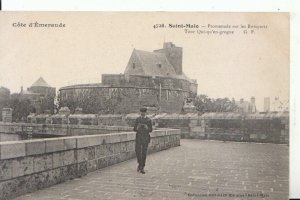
[132, 49, 177, 77]
[31, 77, 51, 87]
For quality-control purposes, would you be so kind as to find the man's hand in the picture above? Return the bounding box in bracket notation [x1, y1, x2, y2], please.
[137, 123, 148, 131]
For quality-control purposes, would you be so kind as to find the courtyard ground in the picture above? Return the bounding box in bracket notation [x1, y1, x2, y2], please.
[15, 139, 289, 200]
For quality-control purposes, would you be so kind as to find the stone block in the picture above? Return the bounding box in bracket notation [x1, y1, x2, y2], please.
[25, 139, 46, 156]
[109, 133, 122, 143]
[76, 136, 90, 148]
[12, 157, 34, 177]
[127, 141, 135, 151]
[77, 162, 88, 177]
[152, 130, 166, 137]
[52, 151, 75, 169]
[14, 174, 37, 197]
[107, 155, 117, 166]
[115, 153, 121, 163]
[45, 168, 61, 187]
[63, 138, 76, 150]
[87, 147, 95, 160]
[0, 179, 18, 200]
[167, 129, 180, 136]
[97, 157, 108, 169]
[113, 143, 121, 154]
[60, 165, 76, 181]
[126, 133, 136, 141]
[46, 138, 64, 153]
[87, 159, 97, 172]
[0, 141, 25, 159]
[33, 154, 53, 173]
[120, 142, 128, 152]
[129, 151, 136, 159]
[106, 144, 114, 155]
[76, 135, 102, 148]
[77, 148, 88, 162]
[52, 152, 64, 168]
[119, 134, 128, 142]
[95, 145, 107, 158]
[101, 134, 114, 144]
[0, 160, 12, 181]
[63, 150, 75, 166]
[34, 170, 53, 189]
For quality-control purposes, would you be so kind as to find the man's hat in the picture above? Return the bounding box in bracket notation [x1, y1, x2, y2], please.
[140, 107, 147, 113]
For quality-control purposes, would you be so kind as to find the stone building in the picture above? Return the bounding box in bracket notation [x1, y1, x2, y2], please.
[0, 87, 10, 120]
[59, 42, 198, 114]
[20, 77, 56, 113]
[236, 97, 256, 113]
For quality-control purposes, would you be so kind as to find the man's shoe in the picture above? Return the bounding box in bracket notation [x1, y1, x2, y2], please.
[140, 168, 145, 174]
[137, 165, 141, 172]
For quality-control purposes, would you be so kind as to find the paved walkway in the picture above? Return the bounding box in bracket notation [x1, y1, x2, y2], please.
[15, 140, 289, 200]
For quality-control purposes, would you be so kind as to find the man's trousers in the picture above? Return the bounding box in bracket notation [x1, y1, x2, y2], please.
[135, 134, 149, 168]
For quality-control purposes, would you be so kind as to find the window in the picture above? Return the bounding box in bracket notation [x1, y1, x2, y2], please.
[157, 63, 162, 68]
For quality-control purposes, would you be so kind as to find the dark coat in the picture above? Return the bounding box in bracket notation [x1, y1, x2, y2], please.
[134, 116, 152, 144]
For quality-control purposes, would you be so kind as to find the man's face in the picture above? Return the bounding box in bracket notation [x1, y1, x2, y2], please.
[141, 112, 146, 117]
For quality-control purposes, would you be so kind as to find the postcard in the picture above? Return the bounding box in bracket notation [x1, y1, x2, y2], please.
[0, 12, 290, 200]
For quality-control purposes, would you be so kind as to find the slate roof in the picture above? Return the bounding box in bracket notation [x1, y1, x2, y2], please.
[133, 49, 177, 77]
[31, 77, 51, 87]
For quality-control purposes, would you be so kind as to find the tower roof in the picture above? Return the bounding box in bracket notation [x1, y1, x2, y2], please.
[133, 49, 177, 77]
[31, 77, 51, 87]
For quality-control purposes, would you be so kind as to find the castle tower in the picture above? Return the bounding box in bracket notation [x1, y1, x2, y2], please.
[154, 42, 183, 75]
[250, 96, 256, 113]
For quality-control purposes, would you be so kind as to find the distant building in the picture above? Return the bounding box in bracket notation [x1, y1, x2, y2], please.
[264, 97, 271, 112]
[0, 87, 10, 103]
[20, 77, 56, 113]
[0, 86, 11, 120]
[59, 42, 198, 114]
[236, 97, 256, 113]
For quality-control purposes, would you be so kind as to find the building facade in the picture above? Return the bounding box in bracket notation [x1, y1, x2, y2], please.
[0, 87, 10, 120]
[20, 77, 56, 113]
[235, 97, 256, 113]
[59, 42, 198, 114]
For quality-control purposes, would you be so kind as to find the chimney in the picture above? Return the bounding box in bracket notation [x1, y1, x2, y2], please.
[264, 97, 270, 112]
[250, 96, 255, 104]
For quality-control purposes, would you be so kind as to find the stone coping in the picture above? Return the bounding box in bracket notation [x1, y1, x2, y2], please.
[0, 122, 132, 130]
[0, 129, 180, 160]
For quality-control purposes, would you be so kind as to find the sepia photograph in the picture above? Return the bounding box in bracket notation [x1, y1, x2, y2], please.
[0, 12, 290, 199]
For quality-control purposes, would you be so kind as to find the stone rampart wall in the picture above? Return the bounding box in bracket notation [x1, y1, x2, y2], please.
[0, 129, 180, 200]
[0, 122, 133, 138]
[59, 86, 190, 114]
[101, 74, 195, 92]
[156, 116, 289, 144]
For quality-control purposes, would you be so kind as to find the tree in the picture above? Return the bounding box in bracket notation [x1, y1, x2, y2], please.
[9, 94, 35, 122]
[194, 94, 238, 112]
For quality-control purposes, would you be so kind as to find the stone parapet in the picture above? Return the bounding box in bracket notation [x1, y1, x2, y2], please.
[0, 129, 180, 200]
[0, 122, 134, 138]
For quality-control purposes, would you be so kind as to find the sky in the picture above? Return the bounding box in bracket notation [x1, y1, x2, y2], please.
[0, 12, 289, 111]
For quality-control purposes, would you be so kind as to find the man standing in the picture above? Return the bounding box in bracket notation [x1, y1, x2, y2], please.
[134, 107, 152, 174]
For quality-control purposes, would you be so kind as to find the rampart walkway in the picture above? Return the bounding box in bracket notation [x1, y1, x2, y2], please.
[15, 139, 288, 200]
